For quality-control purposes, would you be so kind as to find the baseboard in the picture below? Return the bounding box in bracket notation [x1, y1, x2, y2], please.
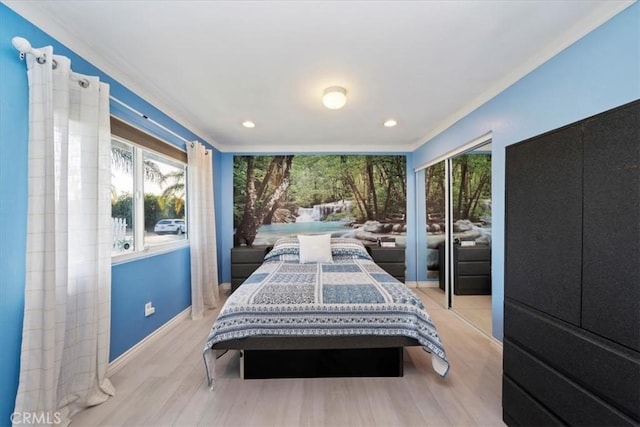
[417, 281, 439, 288]
[107, 306, 192, 377]
[490, 335, 504, 349]
[219, 282, 231, 291]
[403, 281, 438, 289]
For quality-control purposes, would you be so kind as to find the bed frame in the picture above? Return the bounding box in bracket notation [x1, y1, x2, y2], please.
[212, 336, 421, 379]
[212, 244, 425, 380]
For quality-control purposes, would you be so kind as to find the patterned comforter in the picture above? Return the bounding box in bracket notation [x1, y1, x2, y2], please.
[203, 238, 449, 383]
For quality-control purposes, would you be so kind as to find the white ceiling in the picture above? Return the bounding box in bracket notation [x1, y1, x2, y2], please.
[5, 1, 632, 153]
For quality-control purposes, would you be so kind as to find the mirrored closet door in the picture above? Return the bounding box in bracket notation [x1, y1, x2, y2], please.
[449, 147, 492, 336]
[419, 141, 492, 336]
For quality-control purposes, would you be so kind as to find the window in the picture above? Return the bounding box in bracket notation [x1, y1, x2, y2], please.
[110, 117, 188, 259]
[111, 139, 135, 254]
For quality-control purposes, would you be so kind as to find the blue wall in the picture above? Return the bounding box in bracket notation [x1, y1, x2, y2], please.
[110, 249, 191, 360]
[411, 3, 640, 340]
[0, 4, 219, 425]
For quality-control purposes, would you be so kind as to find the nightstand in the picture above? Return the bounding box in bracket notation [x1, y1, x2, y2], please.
[454, 245, 491, 295]
[438, 244, 491, 295]
[230, 246, 270, 292]
[368, 245, 405, 283]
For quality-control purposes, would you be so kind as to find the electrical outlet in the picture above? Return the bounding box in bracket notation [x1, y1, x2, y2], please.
[144, 302, 155, 317]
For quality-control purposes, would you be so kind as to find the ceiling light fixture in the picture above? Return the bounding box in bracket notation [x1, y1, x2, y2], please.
[242, 120, 255, 128]
[384, 119, 397, 127]
[322, 86, 347, 110]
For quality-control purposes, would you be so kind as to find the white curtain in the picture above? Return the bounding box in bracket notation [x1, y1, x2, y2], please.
[14, 46, 114, 426]
[187, 142, 220, 319]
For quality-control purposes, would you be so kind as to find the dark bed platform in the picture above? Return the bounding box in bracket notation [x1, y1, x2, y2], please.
[212, 336, 421, 379]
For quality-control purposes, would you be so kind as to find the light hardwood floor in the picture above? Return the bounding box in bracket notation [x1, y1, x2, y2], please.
[421, 287, 493, 338]
[453, 295, 493, 338]
[72, 289, 504, 427]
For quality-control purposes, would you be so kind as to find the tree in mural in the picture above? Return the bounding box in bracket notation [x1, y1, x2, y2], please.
[425, 154, 491, 227]
[425, 162, 446, 224]
[288, 156, 347, 207]
[374, 155, 406, 220]
[452, 154, 491, 222]
[339, 155, 406, 221]
[234, 155, 294, 246]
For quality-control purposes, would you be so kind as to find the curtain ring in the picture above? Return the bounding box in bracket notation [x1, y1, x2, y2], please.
[78, 78, 90, 88]
[36, 54, 46, 65]
[52, 59, 58, 70]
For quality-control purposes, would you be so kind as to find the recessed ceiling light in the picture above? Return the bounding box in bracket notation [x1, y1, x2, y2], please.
[383, 119, 397, 127]
[242, 120, 255, 128]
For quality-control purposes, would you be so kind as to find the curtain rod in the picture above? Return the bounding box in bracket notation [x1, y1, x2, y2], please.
[109, 96, 192, 146]
[13, 35, 194, 148]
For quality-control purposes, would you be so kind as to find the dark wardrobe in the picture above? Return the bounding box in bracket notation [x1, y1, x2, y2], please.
[503, 100, 639, 426]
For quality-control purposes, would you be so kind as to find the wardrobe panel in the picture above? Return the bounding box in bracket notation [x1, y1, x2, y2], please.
[502, 377, 563, 427]
[582, 100, 640, 351]
[504, 340, 636, 426]
[505, 125, 583, 325]
[505, 301, 640, 420]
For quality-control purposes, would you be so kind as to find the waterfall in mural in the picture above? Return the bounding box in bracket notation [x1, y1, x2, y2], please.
[296, 207, 315, 222]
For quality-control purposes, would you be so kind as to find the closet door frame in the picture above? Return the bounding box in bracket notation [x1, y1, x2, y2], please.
[416, 132, 492, 310]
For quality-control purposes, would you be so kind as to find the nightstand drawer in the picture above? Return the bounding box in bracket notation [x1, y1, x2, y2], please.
[232, 263, 262, 279]
[455, 276, 491, 295]
[456, 246, 490, 261]
[368, 246, 405, 283]
[457, 261, 491, 276]
[369, 246, 405, 262]
[376, 263, 405, 277]
[231, 247, 268, 263]
[231, 246, 270, 293]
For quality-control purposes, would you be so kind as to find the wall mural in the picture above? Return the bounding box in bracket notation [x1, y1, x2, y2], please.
[233, 155, 406, 247]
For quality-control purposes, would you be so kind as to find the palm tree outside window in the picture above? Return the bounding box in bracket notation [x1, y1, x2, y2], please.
[111, 137, 187, 258]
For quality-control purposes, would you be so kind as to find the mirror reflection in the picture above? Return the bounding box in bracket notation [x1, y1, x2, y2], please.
[419, 143, 492, 337]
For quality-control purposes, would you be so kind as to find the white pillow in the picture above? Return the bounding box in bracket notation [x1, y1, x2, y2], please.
[298, 234, 333, 264]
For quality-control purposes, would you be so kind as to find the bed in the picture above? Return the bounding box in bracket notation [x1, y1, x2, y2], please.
[203, 236, 449, 388]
